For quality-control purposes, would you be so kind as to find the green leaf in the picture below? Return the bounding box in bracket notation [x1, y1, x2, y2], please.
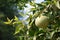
[14, 16, 18, 21]
[14, 26, 21, 35]
[7, 17, 11, 22]
[4, 17, 13, 24]
[19, 13, 26, 17]
[14, 22, 24, 35]
[31, 8, 36, 11]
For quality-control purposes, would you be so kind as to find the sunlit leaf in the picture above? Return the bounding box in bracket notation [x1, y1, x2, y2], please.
[7, 17, 11, 22]
[31, 8, 36, 11]
[14, 22, 24, 35]
[14, 16, 18, 21]
[14, 26, 21, 35]
[19, 13, 26, 17]
[4, 18, 13, 24]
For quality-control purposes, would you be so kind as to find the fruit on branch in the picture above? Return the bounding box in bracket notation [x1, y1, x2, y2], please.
[55, 1, 60, 9]
[35, 14, 49, 28]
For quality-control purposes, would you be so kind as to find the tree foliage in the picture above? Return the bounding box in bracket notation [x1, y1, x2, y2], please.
[0, 0, 60, 40]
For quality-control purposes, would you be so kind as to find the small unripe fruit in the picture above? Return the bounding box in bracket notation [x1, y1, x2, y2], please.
[35, 15, 49, 28]
[55, 1, 60, 9]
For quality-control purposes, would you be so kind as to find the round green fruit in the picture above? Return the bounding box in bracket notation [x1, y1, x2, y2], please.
[35, 15, 49, 28]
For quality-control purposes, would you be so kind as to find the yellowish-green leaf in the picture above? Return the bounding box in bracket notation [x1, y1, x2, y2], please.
[31, 8, 36, 11]
[14, 24, 24, 35]
[14, 26, 21, 35]
[14, 16, 18, 21]
[7, 17, 11, 22]
[4, 18, 13, 24]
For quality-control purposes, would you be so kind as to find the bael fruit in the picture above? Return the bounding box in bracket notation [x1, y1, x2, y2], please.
[35, 14, 49, 28]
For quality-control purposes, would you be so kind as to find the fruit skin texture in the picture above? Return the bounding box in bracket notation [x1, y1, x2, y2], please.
[35, 15, 49, 28]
